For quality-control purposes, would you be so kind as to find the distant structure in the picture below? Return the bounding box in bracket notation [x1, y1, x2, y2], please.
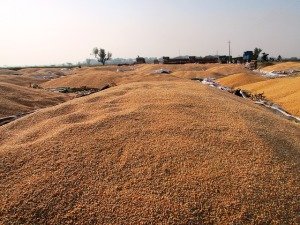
[232, 57, 243, 64]
[136, 56, 146, 64]
[218, 55, 229, 64]
[243, 51, 254, 62]
[163, 56, 218, 64]
[153, 59, 159, 64]
[228, 41, 232, 63]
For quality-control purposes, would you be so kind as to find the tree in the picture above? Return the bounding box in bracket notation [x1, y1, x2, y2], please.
[253, 48, 262, 60]
[86, 58, 92, 66]
[92, 47, 112, 65]
[261, 52, 269, 62]
[277, 55, 282, 62]
[290, 57, 299, 61]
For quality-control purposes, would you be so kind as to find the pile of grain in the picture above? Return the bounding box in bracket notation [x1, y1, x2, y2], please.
[42, 66, 182, 88]
[0, 69, 20, 76]
[0, 75, 45, 87]
[20, 68, 69, 78]
[41, 67, 118, 88]
[41, 63, 300, 118]
[204, 64, 249, 77]
[239, 76, 300, 116]
[0, 82, 71, 117]
[42, 64, 249, 89]
[262, 62, 300, 72]
[1, 81, 299, 224]
[217, 72, 267, 88]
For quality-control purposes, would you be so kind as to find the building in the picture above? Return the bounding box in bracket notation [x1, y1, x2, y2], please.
[243, 51, 254, 62]
[153, 59, 159, 64]
[218, 55, 229, 64]
[163, 56, 218, 64]
[136, 56, 146, 64]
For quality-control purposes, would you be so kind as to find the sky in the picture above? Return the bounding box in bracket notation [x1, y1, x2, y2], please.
[0, 0, 299, 66]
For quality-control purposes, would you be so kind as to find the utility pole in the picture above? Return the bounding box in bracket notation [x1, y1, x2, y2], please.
[228, 41, 231, 63]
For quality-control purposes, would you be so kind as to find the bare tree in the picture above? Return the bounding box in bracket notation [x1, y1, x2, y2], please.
[92, 48, 112, 65]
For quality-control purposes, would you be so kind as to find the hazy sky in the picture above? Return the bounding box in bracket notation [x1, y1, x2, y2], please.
[0, 0, 299, 66]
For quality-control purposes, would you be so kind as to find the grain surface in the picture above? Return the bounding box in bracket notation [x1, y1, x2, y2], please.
[1, 81, 299, 224]
[240, 76, 300, 116]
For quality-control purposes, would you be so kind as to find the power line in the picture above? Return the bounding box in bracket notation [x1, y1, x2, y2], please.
[228, 41, 231, 63]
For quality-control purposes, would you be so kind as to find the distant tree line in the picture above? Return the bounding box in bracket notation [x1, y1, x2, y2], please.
[252, 47, 287, 62]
